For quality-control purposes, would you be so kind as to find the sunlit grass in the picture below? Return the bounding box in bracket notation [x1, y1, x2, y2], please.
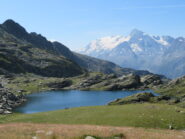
[1, 103, 184, 130]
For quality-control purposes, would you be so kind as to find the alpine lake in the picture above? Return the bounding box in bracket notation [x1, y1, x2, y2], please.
[14, 90, 157, 114]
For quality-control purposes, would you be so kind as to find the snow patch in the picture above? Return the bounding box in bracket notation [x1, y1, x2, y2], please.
[153, 36, 169, 46]
[97, 35, 131, 49]
[178, 39, 184, 42]
[130, 43, 142, 52]
[83, 35, 131, 54]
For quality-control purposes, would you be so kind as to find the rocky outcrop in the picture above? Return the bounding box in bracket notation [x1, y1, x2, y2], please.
[100, 74, 164, 91]
[78, 74, 114, 88]
[46, 79, 72, 90]
[62, 73, 165, 91]
[108, 92, 155, 105]
[0, 88, 26, 114]
[108, 92, 185, 107]
[106, 74, 141, 91]
[65, 73, 118, 90]
[141, 75, 162, 86]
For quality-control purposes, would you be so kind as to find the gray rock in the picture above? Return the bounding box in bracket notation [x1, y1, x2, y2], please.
[141, 74, 162, 86]
[4, 110, 12, 114]
[0, 88, 26, 114]
[106, 74, 141, 91]
[85, 136, 96, 139]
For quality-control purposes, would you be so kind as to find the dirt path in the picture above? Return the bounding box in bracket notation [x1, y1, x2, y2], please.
[0, 123, 184, 139]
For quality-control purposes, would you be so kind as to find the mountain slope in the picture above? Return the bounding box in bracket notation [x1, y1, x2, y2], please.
[80, 29, 185, 78]
[0, 19, 158, 77]
[0, 21, 83, 77]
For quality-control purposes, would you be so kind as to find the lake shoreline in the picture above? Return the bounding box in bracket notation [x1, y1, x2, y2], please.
[14, 90, 154, 114]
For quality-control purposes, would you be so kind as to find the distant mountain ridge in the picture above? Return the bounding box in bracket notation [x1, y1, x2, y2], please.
[0, 19, 158, 77]
[80, 29, 185, 78]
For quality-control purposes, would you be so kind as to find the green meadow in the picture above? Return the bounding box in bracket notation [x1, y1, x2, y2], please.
[1, 103, 184, 130]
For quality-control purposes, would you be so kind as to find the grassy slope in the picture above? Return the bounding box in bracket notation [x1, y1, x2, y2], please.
[155, 76, 185, 97]
[5, 74, 64, 94]
[0, 104, 184, 130]
[5, 72, 101, 94]
[156, 86, 185, 97]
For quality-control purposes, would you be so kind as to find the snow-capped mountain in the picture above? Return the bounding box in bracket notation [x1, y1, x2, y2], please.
[79, 29, 185, 78]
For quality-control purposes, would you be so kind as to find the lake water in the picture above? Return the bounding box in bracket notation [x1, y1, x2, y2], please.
[15, 90, 155, 114]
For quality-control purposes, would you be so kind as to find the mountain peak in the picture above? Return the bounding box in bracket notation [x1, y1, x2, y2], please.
[2, 19, 28, 38]
[2, 19, 24, 30]
[3, 19, 17, 25]
[130, 29, 144, 37]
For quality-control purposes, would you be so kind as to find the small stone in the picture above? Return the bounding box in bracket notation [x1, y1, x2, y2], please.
[85, 136, 96, 139]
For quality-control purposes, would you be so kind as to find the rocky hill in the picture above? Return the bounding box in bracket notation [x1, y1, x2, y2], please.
[0, 20, 85, 77]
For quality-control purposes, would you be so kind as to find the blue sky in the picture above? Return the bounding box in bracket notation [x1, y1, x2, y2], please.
[0, 0, 185, 50]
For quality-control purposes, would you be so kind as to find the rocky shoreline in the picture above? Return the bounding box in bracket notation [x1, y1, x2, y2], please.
[0, 87, 26, 114]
